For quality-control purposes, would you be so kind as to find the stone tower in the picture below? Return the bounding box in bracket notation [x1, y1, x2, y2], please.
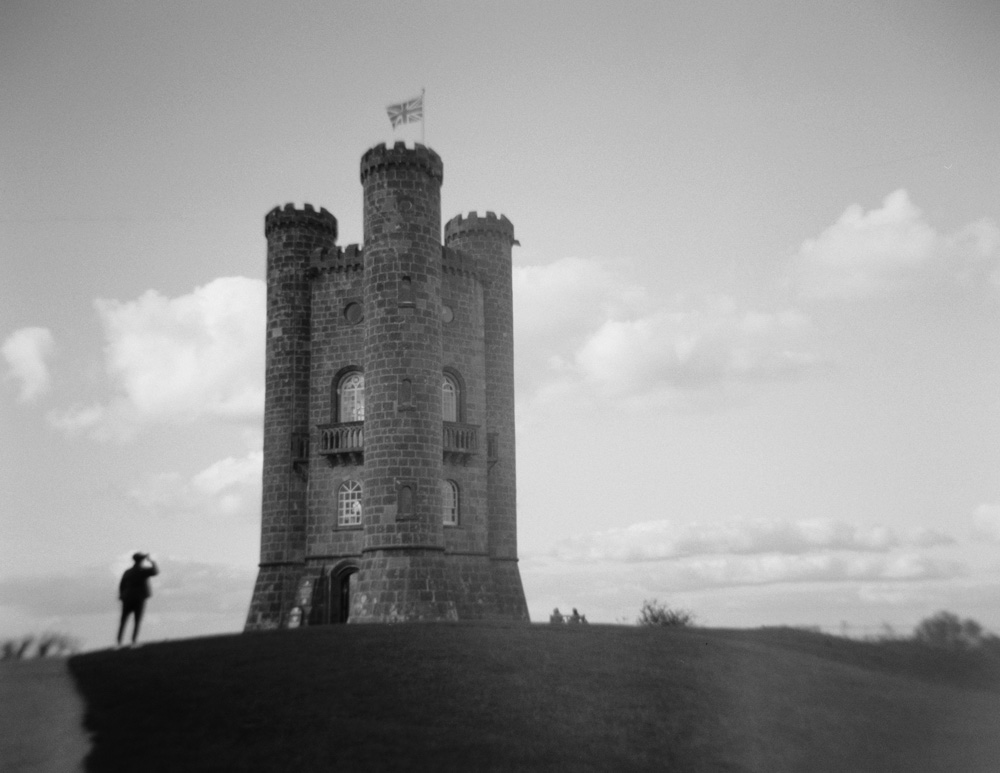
[245, 143, 529, 628]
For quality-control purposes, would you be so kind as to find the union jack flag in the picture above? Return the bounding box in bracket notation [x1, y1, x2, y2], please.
[386, 93, 423, 128]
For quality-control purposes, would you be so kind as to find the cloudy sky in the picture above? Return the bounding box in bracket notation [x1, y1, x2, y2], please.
[3, 1, 999, 649]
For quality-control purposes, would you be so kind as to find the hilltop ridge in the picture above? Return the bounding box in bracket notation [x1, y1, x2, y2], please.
[8, 623, 1000, 771]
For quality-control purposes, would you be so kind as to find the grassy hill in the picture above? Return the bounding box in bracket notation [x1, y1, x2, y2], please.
[66, 622, 1000, 771]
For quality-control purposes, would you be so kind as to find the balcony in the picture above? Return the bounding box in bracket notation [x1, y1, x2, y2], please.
[317, 420, 478, 466]
[318, 421, 363, 465]
[444, 422, 478, 465]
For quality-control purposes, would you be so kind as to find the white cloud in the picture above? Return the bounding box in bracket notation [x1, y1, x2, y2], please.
[792, 189, 1000, 300]
[550, 518, 953, 564]
[150, 559, 255, 616]
[663, 551, 956, 587]
[574, 299, 817, 395]
[192, 452, 263, 496]
[530, 517, 961, 610]
[514, 257, 649, 335]
[972, 504, 1000, 542]
[525, 545, 960, 603]
[513, 257, 649, 392]
[2, 327, 55, 402]
[48, 277, 265, 439]
[523, 555, 990, 629]
[514, 258, 820, 409]
[514, 193, 999, 411]
[128, 450, 262, 518]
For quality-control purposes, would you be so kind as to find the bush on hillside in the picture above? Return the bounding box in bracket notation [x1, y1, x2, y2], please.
[2, 632, 80, 660]
[637, 599, 694, 627]
[912, 611, 994, 651]
[1, 635, 35, 661]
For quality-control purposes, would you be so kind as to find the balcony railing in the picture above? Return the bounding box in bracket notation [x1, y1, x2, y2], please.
[318, 421, 363, 465]
[317, 420, 478, 466]
[444, 422, 478, 465]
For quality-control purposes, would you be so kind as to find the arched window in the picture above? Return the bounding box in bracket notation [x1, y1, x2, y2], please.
[442, 480, 459, 526]
[339, 372, 364, 422]
[338, 480, 362, 526]
[442, 373, 458, 422]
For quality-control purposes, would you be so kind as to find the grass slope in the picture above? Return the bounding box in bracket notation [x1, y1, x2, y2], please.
[68, 623, 1000, 772]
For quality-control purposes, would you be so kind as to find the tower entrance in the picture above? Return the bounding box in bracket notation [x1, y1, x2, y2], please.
[308, 564, 358, 625]
[333, 567, 357, 623]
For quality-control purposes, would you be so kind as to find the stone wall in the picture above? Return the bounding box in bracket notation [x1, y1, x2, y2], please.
[306, 247, 365, 562]
[352, 143, 455, 621]
[246, 205, 336, 630]
[246, 145, 529, 630]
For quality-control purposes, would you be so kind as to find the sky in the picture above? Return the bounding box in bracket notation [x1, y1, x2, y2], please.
[3, 1, 999, 650]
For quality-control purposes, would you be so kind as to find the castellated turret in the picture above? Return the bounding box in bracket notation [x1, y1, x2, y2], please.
[245, 143, 529, 628]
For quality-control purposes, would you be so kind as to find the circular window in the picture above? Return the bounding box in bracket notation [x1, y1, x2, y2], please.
[441, 305, 454, 323]
[344, 302, 363, 325]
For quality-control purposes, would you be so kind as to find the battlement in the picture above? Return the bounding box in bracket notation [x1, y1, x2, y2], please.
[340, 243, 364, 262]
[444, 211, 518, 245]
[309, 243, 364, 276]
[265, 203, 338, 239]
[360, 142, 443, 185]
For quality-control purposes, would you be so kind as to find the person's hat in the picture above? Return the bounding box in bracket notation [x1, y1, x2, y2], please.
[132, 552, 147, 561]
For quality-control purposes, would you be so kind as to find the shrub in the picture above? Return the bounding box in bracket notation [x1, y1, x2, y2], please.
[637, 599, 694, 627]
[913, 611, 988, 650]
[37, 632, 80, 657]
[2, 635, 35, 661]
[1, 632, 80, 660]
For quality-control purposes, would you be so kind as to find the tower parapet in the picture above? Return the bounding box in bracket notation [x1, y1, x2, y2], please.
[444, 211, 518, 245]
[265, 203, 338, 238]
[360, 141, 443, 185]
[310, 244, 364, 276]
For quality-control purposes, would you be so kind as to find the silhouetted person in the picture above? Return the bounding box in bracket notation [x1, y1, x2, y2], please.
[117, 553, 158, 647]
[569, 608, 582, 624]
[550, 607, 564, 624]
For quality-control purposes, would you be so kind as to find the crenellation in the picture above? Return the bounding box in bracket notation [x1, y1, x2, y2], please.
[444, 211, 518, 245]
[360, 142, 443, 185]
[265, 203, 338, 239]
[309, 243, 364, 277]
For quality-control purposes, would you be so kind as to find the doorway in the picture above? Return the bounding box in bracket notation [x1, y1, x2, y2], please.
[331, 567, 358, 624]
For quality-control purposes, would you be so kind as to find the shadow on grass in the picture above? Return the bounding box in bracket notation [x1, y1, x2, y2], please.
[68, 623, 1000, 772]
